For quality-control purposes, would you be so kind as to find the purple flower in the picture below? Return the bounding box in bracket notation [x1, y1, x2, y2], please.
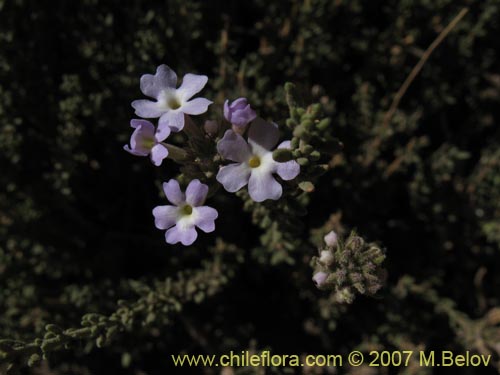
[131, 64, 212, 135]
[223, 98, 257, 128]
[152, 179, 218, 246]
[124, 119, 169, 166]
[313, 272, 328, 288]
[216, 118, 300, 202]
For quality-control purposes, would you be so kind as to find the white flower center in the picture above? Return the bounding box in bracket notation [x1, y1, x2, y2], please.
[167, 97, 181, 110]
[160, 90, 182, 110]
[246, 150, 277, 178]
[175, 205, 199, 230]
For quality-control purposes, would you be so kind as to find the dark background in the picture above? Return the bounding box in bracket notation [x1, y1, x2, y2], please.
[1, 0, 499, 374]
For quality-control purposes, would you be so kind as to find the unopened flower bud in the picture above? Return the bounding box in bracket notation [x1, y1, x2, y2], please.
[224, 98, 257, 128]
[324, 230, 338, 247]
[272, 148, 293, 162]
[313, 271, 328, 288]
[203, 120, 219, 135]
[319, 250, 334, 266]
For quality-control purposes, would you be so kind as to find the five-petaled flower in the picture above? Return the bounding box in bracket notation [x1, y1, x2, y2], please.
[132, 64, 212, 137]
[224, 98, 257, 128]
[124, 119, 169, 166]
[152, 179, 218, 246]
[216, 118, 300, 202]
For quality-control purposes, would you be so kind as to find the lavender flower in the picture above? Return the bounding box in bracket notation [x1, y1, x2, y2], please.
[152, 179, 218, 246]
[123, 119, 169, 166]
[223, 98, 257, 128]
[216, 118, 300, 202]
[132, 64, 212, 135]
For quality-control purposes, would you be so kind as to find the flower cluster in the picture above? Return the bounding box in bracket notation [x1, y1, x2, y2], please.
[312, 230, 386, 303]
[124, 65, 301, 245]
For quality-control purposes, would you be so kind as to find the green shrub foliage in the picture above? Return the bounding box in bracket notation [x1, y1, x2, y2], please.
[0, 0, 499, 373]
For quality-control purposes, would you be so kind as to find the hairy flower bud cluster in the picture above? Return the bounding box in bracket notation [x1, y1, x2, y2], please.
[312, 230, 386, 304]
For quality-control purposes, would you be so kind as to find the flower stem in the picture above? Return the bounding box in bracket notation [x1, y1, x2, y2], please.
[162, 143, 190, 162]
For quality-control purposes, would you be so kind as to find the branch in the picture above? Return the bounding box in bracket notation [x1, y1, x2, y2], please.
[363, 7, 469, 167]
[0, 241, 241, 372]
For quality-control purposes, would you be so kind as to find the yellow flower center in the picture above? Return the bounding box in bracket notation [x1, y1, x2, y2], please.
[168, 97, 181, 110]
[180, 205, 193, 216]
[142, 138, 155, 149]
[248, 156, 261, 168]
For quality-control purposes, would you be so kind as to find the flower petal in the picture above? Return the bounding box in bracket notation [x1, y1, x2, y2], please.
[123, 144, 148, 156]
[155, 125, 171, 142]
[216, 163, 251, 193]
[177, 73, 208, 100]
[224, 98, 256, 127]
[165, 225, 198, 246]
[132, 99, 165, 118]
[162, 179, 185, 205]
[276, 141, 300, 180]
[277, 140, 291, 149]
[152, 205, 179, 230]
[185, 179, 208, 206]
[248, 170, 282, 202]
[193, 206, 218, 233]
[223, 100, 230, 120]
[276, 160, 300, 181]
[181, 98, 212, 115]
[140, 65, 177, 98]
[130, 119, 155, 131]
[230, 97, 250, 110]
[128, 122, 155, 154]
[231, 104, 256, 127]
[248, 117, 280, 152]
[150, 144, 169, 166]
[217, 130, 251, 163]
[159, 111, 185, 132]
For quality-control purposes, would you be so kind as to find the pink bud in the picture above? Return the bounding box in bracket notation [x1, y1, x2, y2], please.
[324, 230, 338, 247]
[313, 271, 328, 288]
[319, 250, 334, 266]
